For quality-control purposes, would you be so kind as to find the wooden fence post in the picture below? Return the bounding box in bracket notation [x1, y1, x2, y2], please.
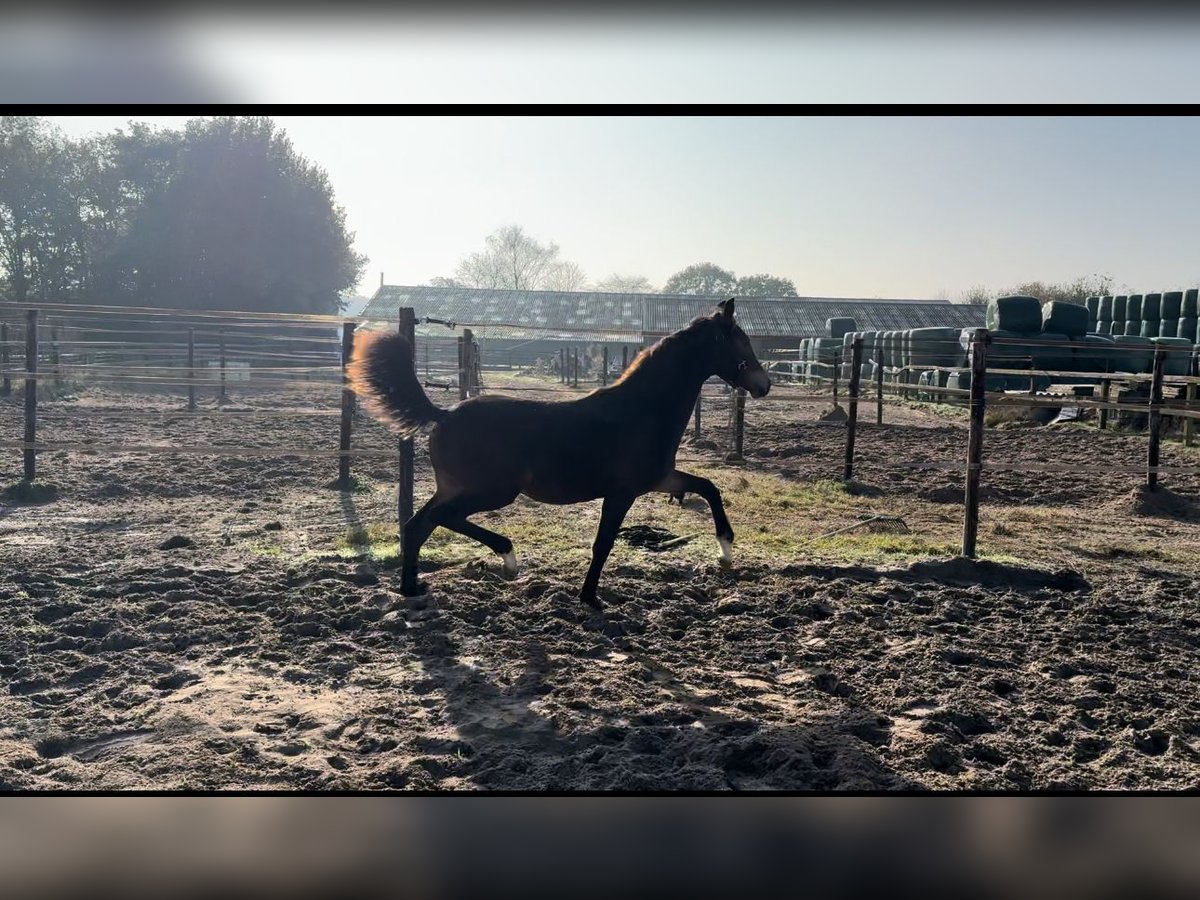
[398, 309, 416, 537]
[338, 321, 356, 488]
[1147, 346, 1166, 492]
[875, 345, 884, 426]
[602, 346, 609, 386]
[1, 321, 10, 397]
[961, 329, 988, 558]
[622, 345, 628, 373]
[1098, 377, 1110, 431]
[462, 328, 475, 397]
[573, 347, 579, 388]
[187, 327, 196, 412]
[843, 337, 864, 481]
[457, 335, 467, 401]
[24, 310, 38, 480]
[1185, 382, 1196, 448]
[560, 348, 565, 383]
[831, 355, 839, 404]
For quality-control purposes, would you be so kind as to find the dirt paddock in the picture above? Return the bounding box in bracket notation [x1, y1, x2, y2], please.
[2, 377, 1199, 790]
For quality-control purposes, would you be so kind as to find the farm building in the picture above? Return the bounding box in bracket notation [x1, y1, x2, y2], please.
[358, 285, 986, 370]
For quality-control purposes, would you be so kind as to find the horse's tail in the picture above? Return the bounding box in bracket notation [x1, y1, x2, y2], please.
[348, 331, 449, 436]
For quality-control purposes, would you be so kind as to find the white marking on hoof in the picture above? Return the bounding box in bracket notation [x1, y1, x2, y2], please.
[501, 552, 519, 577]
[718, 537, 734, 567]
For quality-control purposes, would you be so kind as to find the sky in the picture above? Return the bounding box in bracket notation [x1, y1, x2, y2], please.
[40, 113, 1200, 303]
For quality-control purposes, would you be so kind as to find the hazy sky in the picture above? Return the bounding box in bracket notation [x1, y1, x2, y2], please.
[44, 115, 1200, 301]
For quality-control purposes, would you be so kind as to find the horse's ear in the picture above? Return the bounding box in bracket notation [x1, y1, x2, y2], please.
[716, 297, 736, 327]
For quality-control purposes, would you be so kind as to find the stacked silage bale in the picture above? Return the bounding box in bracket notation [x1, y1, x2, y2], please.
[1141, 292, 1163, 338]
[1180, 289, 1199, 344]
[1110, 295, 1127, 336]
[1125, 295, 1144, 335]
[908, 326, 965, 402]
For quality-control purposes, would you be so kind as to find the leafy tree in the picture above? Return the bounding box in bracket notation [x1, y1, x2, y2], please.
[662, 262, 738, 296]
[1000, 274, 1114, 306]
[957, 285, 993, 305]
[0, 116, 89, 303]
[593, 273, 656, 294]
[735, 273, 797, 296]
[119, 116, 366, 313]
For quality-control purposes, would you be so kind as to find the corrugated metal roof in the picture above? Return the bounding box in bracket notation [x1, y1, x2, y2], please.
[360, 285, 983, 341]
[362, 286, 643, 340]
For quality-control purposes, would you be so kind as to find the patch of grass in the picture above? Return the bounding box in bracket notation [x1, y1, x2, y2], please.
[811, 532, 961, 564]
[337, 522, 398, 551]
[1, 480, 58, 505]
[324, 475, 375, 494]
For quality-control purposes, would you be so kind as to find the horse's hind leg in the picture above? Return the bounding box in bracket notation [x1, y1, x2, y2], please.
[439, 515, 519, 576]
[579, 494, 637, 609]
[655, 470, 735, 566]
[431, 491, 522, 576]
[401, 495, 442, 596]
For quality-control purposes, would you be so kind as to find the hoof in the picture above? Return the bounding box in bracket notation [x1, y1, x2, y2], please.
[579, 590, 603, 611]
[717, 536, 734, 568]
[401, 577, 430, 598]
[501, 551, 520, 578]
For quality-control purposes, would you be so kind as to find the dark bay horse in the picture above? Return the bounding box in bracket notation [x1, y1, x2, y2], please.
[349, 298, 771, 608]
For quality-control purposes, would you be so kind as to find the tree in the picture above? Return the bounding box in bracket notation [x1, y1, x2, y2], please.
[427, 276, 461, 288]
[541, 260, 588, 292]
[957, 285, 993, 305]
[0, 116, 90, 303]
[1000, 274, 1113, 306]
[454, 225, 562, 291]
[735, 273, 797, 297]
[662, 262, 738, 296]
[117, 116, 366, 313]
[593, 273, 656, 294]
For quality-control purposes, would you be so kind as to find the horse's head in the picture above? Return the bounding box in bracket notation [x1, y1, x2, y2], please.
[711, 298, 771, 398]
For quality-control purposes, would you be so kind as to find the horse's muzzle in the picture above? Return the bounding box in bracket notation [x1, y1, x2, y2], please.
[745, 371, 771, 398]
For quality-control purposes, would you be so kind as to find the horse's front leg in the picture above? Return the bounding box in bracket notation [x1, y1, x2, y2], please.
[654, 470, 734, 567]
[579, 494, 637, 609]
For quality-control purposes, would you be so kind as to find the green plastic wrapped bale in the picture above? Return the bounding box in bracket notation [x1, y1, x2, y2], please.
[909, 326, 967, 369]
[1124, 320, 1142, 336]
[1108, 321, 1124, 336]
[827, 317, 857, 340]
[987, 295, 1043, 333]
[1113, 335, 1154, 374]
[1183, 289, 1199, 318]
[1041, 300, 1089, 338]
[812, 337, 841, 364]
[1151, 337, 1193, 377]
[1162, 291, 1183, 319]
[1127, 294, 1143, 323]
[1140, 319, 1161, 338]
[1095, 296, 1111, 319]
[1073, 334, 1116, 374]
[882, 331, 895, 369]
[900, 330, 912, 380]
[1177, 318, 1198, 343]
[1113, 294, 1128, 320]
[917, 369, 931, 401]
[985, 329, 1068, 373]
[1160, 319, 1179, 338]
[1095, 318, 1113, 336]
[1142, 292, 1162, 321]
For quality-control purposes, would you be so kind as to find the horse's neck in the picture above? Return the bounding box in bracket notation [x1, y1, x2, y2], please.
[609, 332, 712, 424]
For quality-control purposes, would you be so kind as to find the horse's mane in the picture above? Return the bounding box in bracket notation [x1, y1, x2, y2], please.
[612, 315, 713, 387]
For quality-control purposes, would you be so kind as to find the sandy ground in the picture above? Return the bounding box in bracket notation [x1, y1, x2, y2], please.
[2, 375, 1200, 790]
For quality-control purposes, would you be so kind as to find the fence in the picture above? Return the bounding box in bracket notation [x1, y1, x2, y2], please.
[4, 302, 1200, 565]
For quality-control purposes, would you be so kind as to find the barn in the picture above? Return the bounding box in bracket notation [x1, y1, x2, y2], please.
[358, 284, 986, 371]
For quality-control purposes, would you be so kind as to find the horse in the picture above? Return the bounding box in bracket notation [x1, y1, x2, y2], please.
[348, 298, 771, 609]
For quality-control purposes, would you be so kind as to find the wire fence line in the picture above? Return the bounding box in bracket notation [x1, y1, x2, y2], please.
[3, 305, 1200, 562]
